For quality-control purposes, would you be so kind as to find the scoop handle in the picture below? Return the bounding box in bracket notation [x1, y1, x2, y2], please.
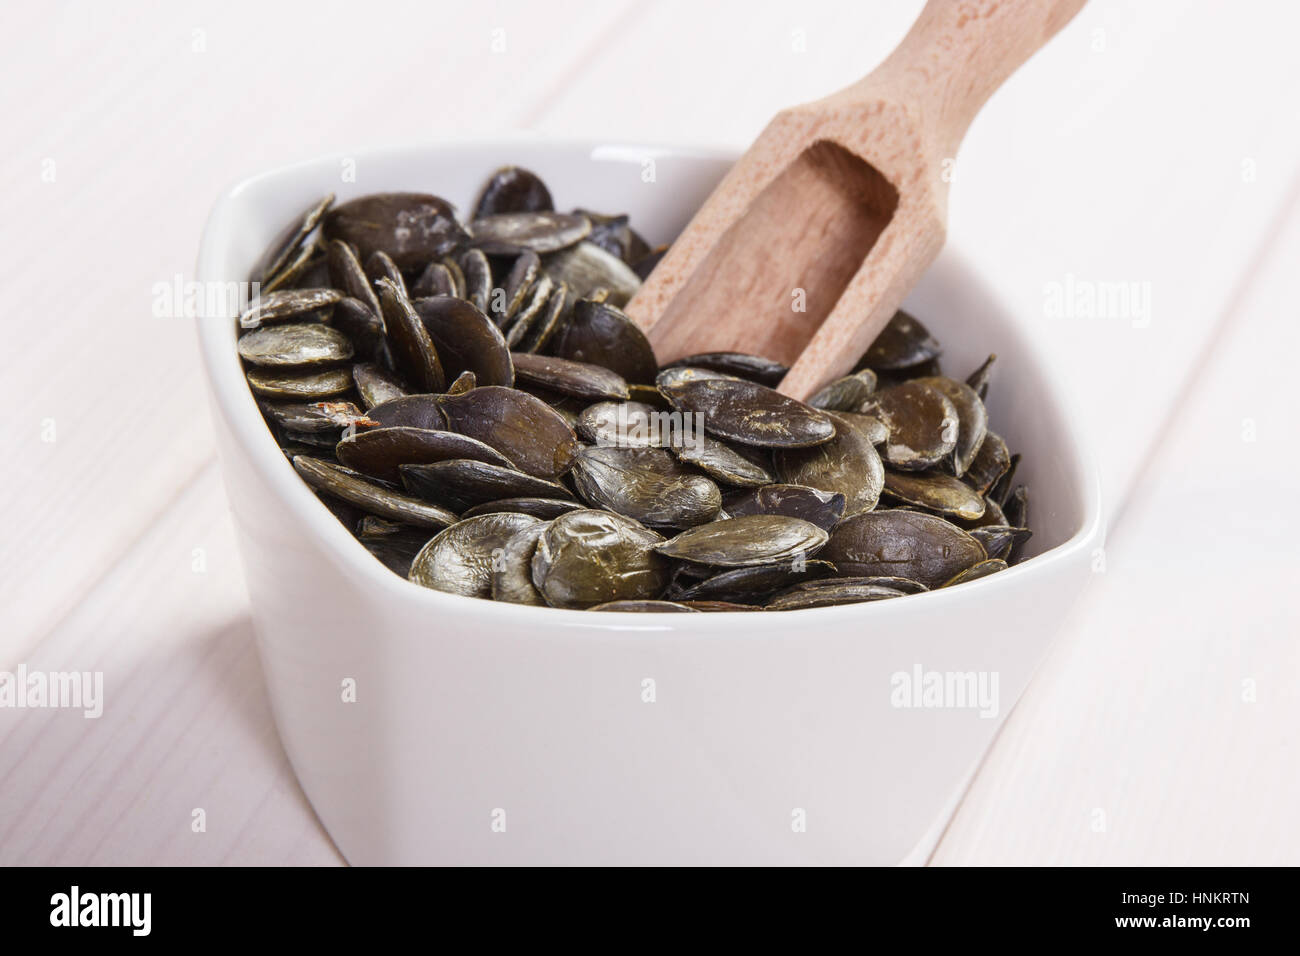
[852, 0, 1086, 158]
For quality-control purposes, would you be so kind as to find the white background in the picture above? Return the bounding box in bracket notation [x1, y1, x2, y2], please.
[1, 0, 1297, 864]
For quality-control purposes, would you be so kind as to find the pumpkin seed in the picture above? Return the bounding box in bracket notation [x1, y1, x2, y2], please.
[246, 366, 353, 400]
[401, 459, 574, 512]
[571, 446, 721, 527]
[822, 510, 985, 589]
[325, 193, 468, 268]
[655, 515, 828, 567]
[672, 435, 773, 488]
[409, 513, 543, 598]
[773, 411, 883, 514]
[858, 381, 957, 471]
[413, 295, 514, 387]
[550, 298, 658, 385]
[881, 469, 987, 521]
[435, 386, 579, 480]
[510, 352, 629, 401]
[859, 310, 941, 370]
[765, 579, 907, 610]
[293, 456, 457, 530]
[337, 426, 515, 481]
[366, 394, 446, 430]
[470, 211, 591, 255]
[461, 497, 585, 520]
[238, 323, 353, 368]
[720, 484, 846, 532]
[674, 559, 836, 604]
[238, 288, 342, 329]
[532, 510, 670, 609]
[941, 558, 1008, 587]
[377, 278, 445, 392]
[661, 378, 836, 449]
[473, 166, 555, 219]
[661, 352, 788, 388]
[963, 431, 1010, 496]
[490, 520, 550, 605]
[808, 369, 877, 411]
[914, 375, 988, 477]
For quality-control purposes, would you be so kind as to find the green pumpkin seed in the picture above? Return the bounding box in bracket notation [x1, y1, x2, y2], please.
[661, 352, 788, 388]
[409, 513, 543, 598]
[401, 459, 574, 512]
[337, 426, 515, 481]
[238, 322, 354, 368]
[325, 193, 468, 268]
[435, 386, 580, 480]
[720, 484, 846, 532]
[532, 510, 670, 609]
[774, 411, 883, 514]
[661, 378, 836, 449]
[858, 381, 957, 471]
[655, 515, 828, 567]
[293, 456, 457, 530]
[881, 469, 987, 521]
[246, 366, 353, 400]
[822, 510, 985, 589]
[571, 446, 721, 527]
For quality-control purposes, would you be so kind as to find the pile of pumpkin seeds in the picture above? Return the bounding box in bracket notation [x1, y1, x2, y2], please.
[237, 167, 1031, 612]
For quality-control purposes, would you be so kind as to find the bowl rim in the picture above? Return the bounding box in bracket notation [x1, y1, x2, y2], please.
[196, 137, 1103, 634]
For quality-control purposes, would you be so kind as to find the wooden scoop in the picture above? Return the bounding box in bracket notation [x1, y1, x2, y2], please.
[627, 0, 1085, 400]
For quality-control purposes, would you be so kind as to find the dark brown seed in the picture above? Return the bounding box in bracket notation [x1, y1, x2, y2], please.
[661, 378, 835, 449]
[378, 278, 445, 392]
[969, 526, 1030, 562]
[826, 573, 929, 593]
[337, 426, 515, 481]
[470, 211, 591, 255]
[628, 383, 672, 410]
[261, 239, 320, 294]
[808, 369, 878, 411]
[720, 484, 846, 533]
[366, 394, 445, 430]
[472, 167, 555, 219]
[447, 370, 476, 395]
[325, 193, 469, 269]
[238, 323, 353, 367]
[962, 431, 1011, 497]
[881, 469, 987, 521]
[409, 513, 543, 598]
[261, 400, 375, 435]
[576, 401, 670, 448]
[458, 248, 493, 313]
[246, 366, 353, 400]
[490, 520, 550, 605]
[588, 599, 699, 612]
[655, 366, 739, 389]
[655, 514, 828, 567]
[822, 510, 986, 589]
[532, 510, 670, 609]
[542, 241, 642, 306]
[412, 296, 514, 387]
[571, 446, 721, 527]
[495, 250, 541, 323]
[412, 261, 455, 298]
[990, 453, 1021, 508]
[435, 386, 580, 480]
[333, 298, 389, 362]
[355, 517, 431, 577]
[510, 352, 629, 401]
[966, 354, 996, 401]
[662, 352, 789, 388]
[765, 580, 906, 610]
[941, 558, 1008, 587]
[502, 273, 554, 349]
[550, 299, 658, 385]
[576, 209, 650, 264]
[238, 288, 342, 329]
[440, 255, 467, 298]
[774, 411, 883, 514]
[365, 250, 406, 297]
[326, 239, 382, 318]
[400, 459, 574, 511]
[293, 456, 457, 530]
[914, 376, 988, 477]
[672, 435, 774, 488]
[257, 194, 333, 286]
[859, 310, 941, 370]
[352, 363, 406, 409]
[461, 497, 585, 520]
[834, 410, 888, 445]
[859, 381, 958, 470]
[675, 559, 836, 603]
[679, 600, 762, 612]
[1004, 485, 1029, 531]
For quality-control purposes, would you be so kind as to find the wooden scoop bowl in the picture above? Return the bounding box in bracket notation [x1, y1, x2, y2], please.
[626, 0, 1085, 400]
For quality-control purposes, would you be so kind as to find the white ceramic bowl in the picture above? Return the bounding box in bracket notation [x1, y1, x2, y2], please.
[197, 139, 1102, 865]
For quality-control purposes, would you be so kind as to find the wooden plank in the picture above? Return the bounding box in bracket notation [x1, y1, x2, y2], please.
[931, 170, 1300, 865]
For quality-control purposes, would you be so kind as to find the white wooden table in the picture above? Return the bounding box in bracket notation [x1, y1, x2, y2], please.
[3, 0, 1297, 865]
